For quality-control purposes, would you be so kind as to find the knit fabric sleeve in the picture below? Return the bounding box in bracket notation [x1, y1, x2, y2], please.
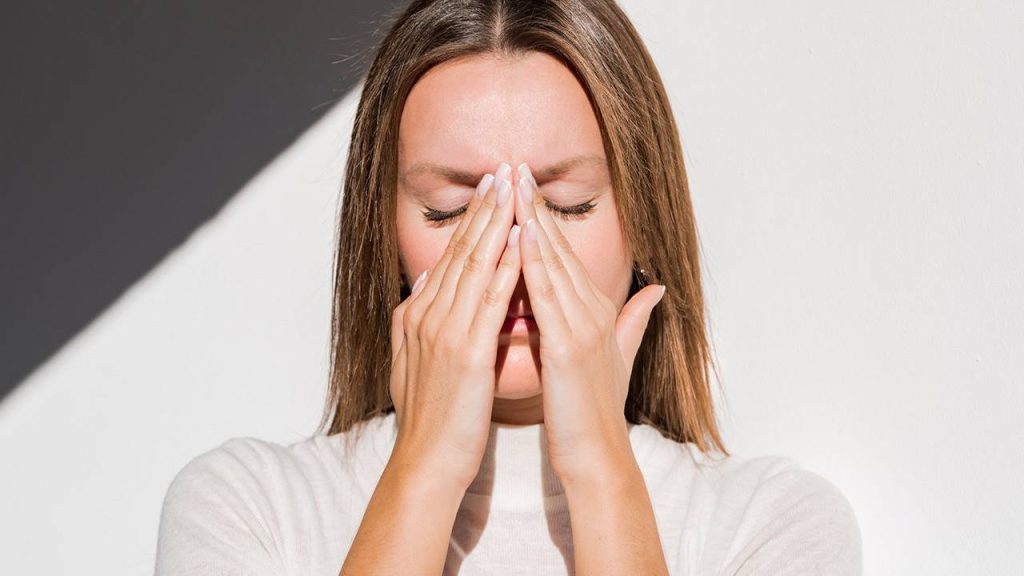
[154, 438, 285, 576]
[713, 461, 863, 576]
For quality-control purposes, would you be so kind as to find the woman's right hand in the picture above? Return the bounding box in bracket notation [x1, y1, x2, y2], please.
[388, 162, 521, 491]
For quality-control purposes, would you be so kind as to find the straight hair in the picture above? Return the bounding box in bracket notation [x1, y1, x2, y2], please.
[319, 0, 729, 458]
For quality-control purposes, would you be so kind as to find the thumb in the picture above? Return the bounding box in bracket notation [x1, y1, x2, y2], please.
[614, 284, 667, 370]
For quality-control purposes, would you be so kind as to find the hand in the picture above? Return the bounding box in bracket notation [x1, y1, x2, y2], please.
[512, 162, 667, 488]
[389, 163, 522, 490]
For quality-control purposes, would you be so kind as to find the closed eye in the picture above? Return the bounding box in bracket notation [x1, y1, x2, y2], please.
[422, 199, 596, 227]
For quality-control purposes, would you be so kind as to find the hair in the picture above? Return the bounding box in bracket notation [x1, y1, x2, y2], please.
[317, 0, 729, 458]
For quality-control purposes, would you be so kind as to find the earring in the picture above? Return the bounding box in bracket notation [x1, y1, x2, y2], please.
[632, 262, 651, 288]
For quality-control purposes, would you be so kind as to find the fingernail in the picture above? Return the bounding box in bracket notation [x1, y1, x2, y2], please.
[496, 162, 512, 183]
[508, 224, 521, 248]
[519, 175, 533, 203]
[496, 179, 511, 206]
[517, 162, 533, 182]
[659, 285, 667, 300]
[412, 270, 428, 294]
[525, 218, 537, 242]
[477, 173, 495, 198]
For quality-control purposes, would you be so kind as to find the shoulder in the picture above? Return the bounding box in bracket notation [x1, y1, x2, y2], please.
[156, 417, 396, 574]
[711, 455, 862, 575]
[164, 414, 397, 501]
[162, 417, 395, 511]
[162, 436, 289, 503]
[630, 426, 861, 575]
[158, 436, 309, 545]
[155, 437, 295, 574]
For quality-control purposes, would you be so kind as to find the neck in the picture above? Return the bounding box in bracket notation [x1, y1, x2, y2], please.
[464, 413, 566, 502]
[491, 393, 544, 425]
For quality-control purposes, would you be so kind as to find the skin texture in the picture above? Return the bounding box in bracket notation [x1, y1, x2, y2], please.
[397, 51, 633, 425]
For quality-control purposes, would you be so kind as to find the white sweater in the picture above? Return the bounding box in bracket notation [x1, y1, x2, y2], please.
[154, 412, 862, 575]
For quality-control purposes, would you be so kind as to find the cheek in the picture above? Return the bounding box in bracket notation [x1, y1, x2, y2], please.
[565, 213, 631, 303]
[396, 206, 451, 279]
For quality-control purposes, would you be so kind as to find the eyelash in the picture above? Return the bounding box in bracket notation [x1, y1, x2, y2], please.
[422, 200, 596, 226]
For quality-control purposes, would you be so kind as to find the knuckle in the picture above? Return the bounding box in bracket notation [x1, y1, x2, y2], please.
[496, 254, 518, 274]
[540, 282, 558, 303]
[481, 285, 502, 308]
[481, 191, 498, 210]
[555, 233, 574, 254]
[417, 312, 436, 341]
[550, 253, 567, 273]
[446, 234, 472, 258]
[454, 234, 474, 257]
[463, 251, 486, 274]
[402, 305, 420, 335]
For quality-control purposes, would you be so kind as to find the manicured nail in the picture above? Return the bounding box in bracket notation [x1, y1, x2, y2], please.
[508, 224, 521, 248]
[517, 162, 533, 182]
[496, 162, 512, 182]
[518, 176, 533, 203]
[412, 270, 428, 295]
[496, 179, 511, 206]
[525, 218, 537, 242]
[477, 173, 495, 198]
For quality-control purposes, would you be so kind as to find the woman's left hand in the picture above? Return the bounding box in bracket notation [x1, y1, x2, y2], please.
[513, 163, 667, 489]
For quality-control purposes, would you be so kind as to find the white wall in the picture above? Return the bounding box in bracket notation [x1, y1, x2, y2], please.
[618, 1, 1024, 573]
[1, 1, 1020, 574]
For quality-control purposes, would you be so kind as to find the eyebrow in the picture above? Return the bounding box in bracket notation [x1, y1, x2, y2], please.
[400, 154, 607, 187]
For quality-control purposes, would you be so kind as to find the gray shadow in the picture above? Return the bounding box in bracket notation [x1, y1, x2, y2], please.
[0, 0, 409, 401]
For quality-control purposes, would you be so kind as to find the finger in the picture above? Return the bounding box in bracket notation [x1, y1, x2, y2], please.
[450, 166, 517, 325]
[470, 223, 523, 342]
[615, 284, 667, 370]
[520, 217, 571, 341]
[430, 162, 512, 314]
[391, 269, 428, 365]
[415, 171, 496, 308]
[389, 338, 408, 414]
[517, 163, 600, 302]
[390, 270, 427, 412]
[514, 168, 589, 324]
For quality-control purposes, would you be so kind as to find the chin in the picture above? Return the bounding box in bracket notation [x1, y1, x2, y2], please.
[495, 381, 542, 399]
[494, 341, 541, 399]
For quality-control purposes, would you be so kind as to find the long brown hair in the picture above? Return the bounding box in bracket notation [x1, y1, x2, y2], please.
[318, 0, 729, 458]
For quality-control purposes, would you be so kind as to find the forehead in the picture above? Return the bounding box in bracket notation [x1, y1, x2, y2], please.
[398, 52, 604, 172]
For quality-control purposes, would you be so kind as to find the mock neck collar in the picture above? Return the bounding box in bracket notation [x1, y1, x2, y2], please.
[464, 419, 565, 505]
[375, 411, 646, 508]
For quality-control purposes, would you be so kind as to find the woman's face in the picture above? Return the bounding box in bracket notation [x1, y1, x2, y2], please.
[396, 51, 632, 422]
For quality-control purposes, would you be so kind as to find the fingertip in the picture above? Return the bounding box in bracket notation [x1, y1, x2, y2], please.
[411, 269, 428, 296]
[477, 173, 495, 198]
[525, 218, 537, 243]
[508, 224, 521, 251]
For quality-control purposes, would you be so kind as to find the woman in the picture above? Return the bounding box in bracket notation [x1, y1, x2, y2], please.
[155, 1, 862, 574]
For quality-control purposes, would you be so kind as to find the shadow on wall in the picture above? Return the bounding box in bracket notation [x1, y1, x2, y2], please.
[0, 0, 409, 402]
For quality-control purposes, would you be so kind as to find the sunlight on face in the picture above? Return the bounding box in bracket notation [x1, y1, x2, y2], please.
[396, 51, 632, 416]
